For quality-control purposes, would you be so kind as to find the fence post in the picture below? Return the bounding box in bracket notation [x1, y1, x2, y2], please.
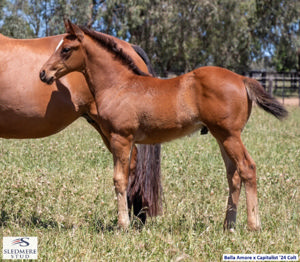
[282, 74, 285, 104]
[298, 73, 300, 107]
[268, 74, 273, 95]
[262, 71, 266, 89]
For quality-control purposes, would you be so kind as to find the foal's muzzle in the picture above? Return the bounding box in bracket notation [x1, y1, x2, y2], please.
[39, 70, 54, 85]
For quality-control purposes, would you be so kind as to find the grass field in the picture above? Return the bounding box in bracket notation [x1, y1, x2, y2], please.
[0, 106, 299, 261]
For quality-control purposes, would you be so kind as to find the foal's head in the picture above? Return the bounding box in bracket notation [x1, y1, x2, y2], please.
[40, 20, 85, 85]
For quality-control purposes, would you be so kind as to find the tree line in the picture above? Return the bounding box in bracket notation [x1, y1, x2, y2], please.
[0, 0, 299, 76]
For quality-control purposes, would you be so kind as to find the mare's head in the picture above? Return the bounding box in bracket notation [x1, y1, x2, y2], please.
[40, 20, 85, 85]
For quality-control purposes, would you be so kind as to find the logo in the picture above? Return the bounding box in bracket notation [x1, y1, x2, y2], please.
[3, 237, 38, 260]
[12, 238, 30, 247]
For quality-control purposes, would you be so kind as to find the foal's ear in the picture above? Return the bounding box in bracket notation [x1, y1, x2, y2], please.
[64, 19, 69, 31]
[65, 19, 84, 42]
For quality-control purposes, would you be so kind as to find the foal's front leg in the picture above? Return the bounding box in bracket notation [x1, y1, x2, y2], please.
[110, 134, 134, 228]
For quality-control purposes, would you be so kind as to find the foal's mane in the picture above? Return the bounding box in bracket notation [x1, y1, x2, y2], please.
[79, 27, 149, 77]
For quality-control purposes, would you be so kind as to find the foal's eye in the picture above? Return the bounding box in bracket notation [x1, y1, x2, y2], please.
[61, 47, 71, 54]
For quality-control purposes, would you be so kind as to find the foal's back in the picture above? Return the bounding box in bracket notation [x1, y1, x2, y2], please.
[121, 66, 250, 144]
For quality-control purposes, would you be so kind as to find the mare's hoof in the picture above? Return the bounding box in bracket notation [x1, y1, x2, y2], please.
[201, 126, 208, 135]
[229, 228, 235, 233]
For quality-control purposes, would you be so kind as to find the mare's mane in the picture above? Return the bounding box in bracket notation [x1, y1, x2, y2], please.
[79, 27, 150, 77]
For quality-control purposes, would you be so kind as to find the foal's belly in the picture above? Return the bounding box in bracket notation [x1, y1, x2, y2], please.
[136, 120, 205, 144]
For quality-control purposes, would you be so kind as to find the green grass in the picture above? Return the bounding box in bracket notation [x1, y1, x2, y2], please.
[0, 107, 299, 261]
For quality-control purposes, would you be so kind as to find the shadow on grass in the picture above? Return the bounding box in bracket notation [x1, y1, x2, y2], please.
[0, 210, 60, 229]
[0, 211, 147, 233]
[0, 210, 9, 226]
[90, 215, 146, 233]
[1, 207, 154, 233]
[88, 217, 118, 233]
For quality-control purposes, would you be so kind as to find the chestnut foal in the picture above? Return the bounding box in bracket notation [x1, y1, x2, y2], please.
[40, 21, 288, 231]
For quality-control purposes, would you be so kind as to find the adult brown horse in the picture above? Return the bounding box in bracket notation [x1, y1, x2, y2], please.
[40, 21, 288, 231]
[0, 30, 162, 223]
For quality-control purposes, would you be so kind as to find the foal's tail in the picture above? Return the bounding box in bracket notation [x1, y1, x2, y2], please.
[243, 77, 288, 120]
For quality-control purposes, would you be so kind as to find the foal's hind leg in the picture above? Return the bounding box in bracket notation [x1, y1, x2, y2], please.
[218, 143, 242, 231]
[218, 134, 261, 231]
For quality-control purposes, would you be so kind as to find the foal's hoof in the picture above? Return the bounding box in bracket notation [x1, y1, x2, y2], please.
[247, 218, 261, 231]
[118, 217, 130, 230]
[247, 224, 261, 231]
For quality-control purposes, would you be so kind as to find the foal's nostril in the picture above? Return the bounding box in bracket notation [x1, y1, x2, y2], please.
[39, 70, 46, 81]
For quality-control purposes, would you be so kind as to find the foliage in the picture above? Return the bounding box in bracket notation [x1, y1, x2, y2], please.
[254, 0, 300, 71]
[0, 107, 299, 261]
[0, 15, 35, 38]
[0, 0, 300, 73]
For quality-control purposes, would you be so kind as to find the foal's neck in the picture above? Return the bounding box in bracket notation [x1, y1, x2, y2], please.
[82, 37, 138, 94]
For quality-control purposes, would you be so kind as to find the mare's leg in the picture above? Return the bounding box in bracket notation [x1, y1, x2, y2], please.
[218, 134, 261, 231]
[218, 142, 242, 231]
[110, 134, 133, 228]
